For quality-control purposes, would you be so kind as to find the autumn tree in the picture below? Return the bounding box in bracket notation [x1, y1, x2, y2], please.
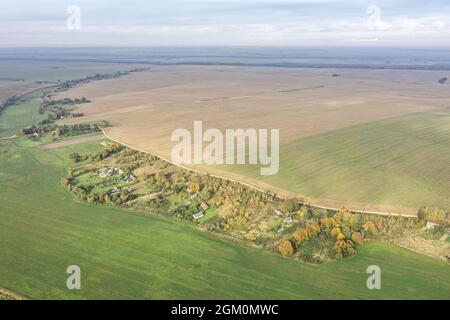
[333, 240, 357, 259]
[363, 221, 377, 237]
[292, 229, 309, 246]
[278, 240, 294, 256]
[351, 232, 363, 245]
[320, 216, 337, 233]
[190, 182, 201, 193]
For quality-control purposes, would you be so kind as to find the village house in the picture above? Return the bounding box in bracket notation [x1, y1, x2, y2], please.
[99, 167, 124, 178]
[275, 210, 283, 217]
[120, 175, 136, 184]
[193, 212, 204, 220]
[284, 216, 293, 224]
[109, 186, 122, 196]
[426, 221, 441, 229]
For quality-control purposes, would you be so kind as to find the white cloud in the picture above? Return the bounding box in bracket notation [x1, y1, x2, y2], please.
[0, 1, 450, 47]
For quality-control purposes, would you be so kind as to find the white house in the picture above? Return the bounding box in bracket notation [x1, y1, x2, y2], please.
[193, 212, 204, 220]
[284, 216, 293, 224]
[275, 210, 283, 217]
[426, 221, 440, 229]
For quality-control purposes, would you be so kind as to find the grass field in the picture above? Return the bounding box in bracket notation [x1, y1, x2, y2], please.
[224, 109, 450, 211]
[0, 61, 131, 83]
[0, 137, 449, 299]
[0, 61, 136, 136]
[0, 88, 49, 138]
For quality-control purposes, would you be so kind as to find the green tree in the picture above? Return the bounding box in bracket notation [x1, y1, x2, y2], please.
[417, 207, 427, 221]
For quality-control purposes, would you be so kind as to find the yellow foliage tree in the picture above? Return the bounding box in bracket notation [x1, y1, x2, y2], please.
[292, 229, 309, 246]
[190, 182, 201, 193]
[278, 240, 294, 256]
[330, 227, 341, 238]
[363, 221, 377, 236]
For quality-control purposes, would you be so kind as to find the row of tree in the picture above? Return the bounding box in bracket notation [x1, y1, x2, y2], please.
[418, 206, 449, 227]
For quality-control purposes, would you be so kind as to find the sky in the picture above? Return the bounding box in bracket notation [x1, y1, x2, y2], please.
[1, 0, 450, 47]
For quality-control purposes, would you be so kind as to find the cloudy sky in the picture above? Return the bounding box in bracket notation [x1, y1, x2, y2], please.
[1, 0, 450, 47]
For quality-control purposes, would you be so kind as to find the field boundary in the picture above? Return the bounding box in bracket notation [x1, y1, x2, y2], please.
[39, 134, 105, 150]
[100, 128, 417, 219]
[0, 288, 29, 300]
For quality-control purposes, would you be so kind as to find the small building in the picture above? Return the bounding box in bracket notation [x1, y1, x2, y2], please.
[193, 212, 204, 220]
[121, 175, 136, 183]
[275, 210, 283, 217]
[284, 216, 293, 224]
[200, 203, 209, 211]
[426, 221, 440, 229]
[109, 186, 122, 196]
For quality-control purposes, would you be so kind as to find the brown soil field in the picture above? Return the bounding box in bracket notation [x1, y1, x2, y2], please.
[58, 66, 450, 149]
[0, 81, 42, 104]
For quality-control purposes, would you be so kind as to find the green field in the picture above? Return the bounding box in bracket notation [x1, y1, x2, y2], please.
[0, 62, 133, 137]
[0, 137, 449, 299]
[0, 88, 49, 138]
[224, 110, 450, 211]
[0, 61, 127, 83]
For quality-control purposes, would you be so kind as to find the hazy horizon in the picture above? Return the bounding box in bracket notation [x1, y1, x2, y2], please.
[1, 0, 450, 48]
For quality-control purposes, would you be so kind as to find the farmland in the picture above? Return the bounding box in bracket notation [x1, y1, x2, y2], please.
[57, 66, 450, 213]
[0, 61, 140, 136]
[0, 61, 450, 299]
[0, 88, 49, 138]
[0, 137, 449, 299]
[226, 109, 450, 212]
